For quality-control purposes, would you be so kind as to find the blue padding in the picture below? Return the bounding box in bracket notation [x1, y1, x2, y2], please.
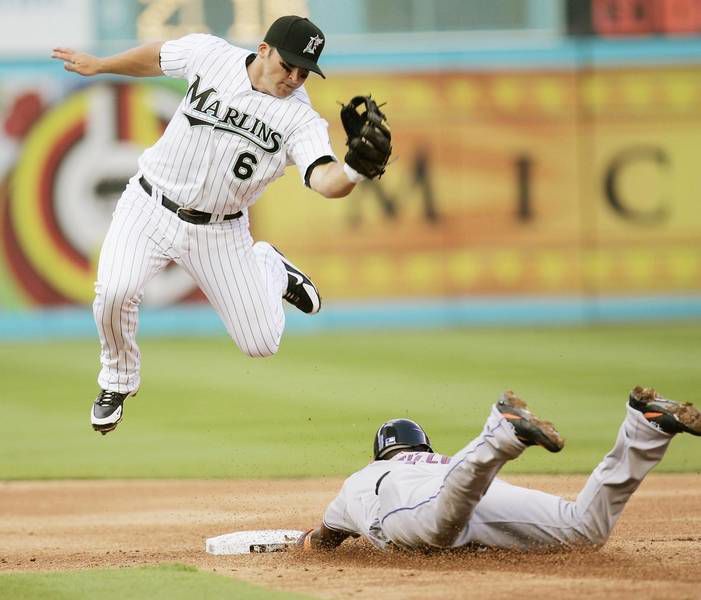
[1, 296, 700, 340]
[4, 38, 700, 76]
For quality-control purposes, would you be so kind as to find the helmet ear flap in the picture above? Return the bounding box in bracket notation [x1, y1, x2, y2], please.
[373, 419, 432, 460]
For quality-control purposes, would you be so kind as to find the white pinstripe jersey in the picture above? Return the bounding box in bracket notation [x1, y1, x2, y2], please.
[138, 33, 335, 214]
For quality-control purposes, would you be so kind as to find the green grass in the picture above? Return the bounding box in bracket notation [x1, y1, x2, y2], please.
[1, 323, 700, 478]
[0, 563, 313, 600]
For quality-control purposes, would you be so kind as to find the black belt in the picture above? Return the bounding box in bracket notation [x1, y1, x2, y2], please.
[139, 176, 243, 225]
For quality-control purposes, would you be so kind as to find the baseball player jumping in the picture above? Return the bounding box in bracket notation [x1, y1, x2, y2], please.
[297, 387, 701, 552]
[51, 16, 391, 434]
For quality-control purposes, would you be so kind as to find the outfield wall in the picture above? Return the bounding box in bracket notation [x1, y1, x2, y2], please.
[1, 38, 700, 337]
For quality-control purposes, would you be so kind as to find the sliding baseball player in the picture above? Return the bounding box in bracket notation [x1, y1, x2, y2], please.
[298, 387, 700, 551]
[51, 16, 391, 434]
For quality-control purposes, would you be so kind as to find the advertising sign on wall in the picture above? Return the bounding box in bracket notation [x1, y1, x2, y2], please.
[0, 64, 699, 308]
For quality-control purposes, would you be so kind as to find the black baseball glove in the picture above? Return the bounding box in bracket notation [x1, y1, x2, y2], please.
[340, 95, 392, 179]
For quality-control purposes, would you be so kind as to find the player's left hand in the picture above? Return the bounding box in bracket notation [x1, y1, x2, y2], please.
[340, 95, 392, 180]
[296, 528, 314, 550]
[51, 47, 102, 76]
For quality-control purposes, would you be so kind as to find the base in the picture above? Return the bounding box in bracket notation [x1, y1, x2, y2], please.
[205, 529, 304, 555]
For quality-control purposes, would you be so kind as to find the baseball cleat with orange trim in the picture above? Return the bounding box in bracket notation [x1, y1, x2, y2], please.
[496, 391, 564, 453]
[629, 386, 701, 436]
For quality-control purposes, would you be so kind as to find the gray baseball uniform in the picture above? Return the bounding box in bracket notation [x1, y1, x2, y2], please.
[94, 34, 335, 393]
[323, 404, 672, 551]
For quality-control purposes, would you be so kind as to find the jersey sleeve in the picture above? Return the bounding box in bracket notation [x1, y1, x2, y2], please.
[322, 490, 359, 534]
[159, 33, 220, 79]
[286, 114, 336, 185]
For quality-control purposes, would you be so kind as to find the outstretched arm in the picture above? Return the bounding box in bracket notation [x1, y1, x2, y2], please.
[298, 524, 351, 550]
[51, 42, 164, 77]
[309, 161, 357, 199]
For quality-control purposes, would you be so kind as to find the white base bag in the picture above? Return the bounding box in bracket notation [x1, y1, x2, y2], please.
[205, 529, 304, 555]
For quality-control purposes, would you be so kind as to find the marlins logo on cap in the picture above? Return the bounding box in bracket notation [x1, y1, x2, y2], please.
[303, 35, 324, 55]
[264, 15, 326, 78]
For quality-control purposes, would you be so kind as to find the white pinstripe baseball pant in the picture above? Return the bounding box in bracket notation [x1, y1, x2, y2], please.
[93, 175, 287, 393]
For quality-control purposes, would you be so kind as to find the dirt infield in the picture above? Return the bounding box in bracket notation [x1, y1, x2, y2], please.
[1, 475, 700, 599]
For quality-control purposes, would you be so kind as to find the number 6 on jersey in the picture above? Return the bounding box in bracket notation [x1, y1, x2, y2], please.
[233, 151, 258, 180]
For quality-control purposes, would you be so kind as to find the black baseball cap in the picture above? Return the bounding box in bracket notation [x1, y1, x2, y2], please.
[263, 15, 326, 78]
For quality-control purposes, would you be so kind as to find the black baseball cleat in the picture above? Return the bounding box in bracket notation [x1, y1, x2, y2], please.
[497, 391, 565, 453]
[629, 386, 701, 436]
[91, 389, 132, 435]
[272, 246, 321, 314]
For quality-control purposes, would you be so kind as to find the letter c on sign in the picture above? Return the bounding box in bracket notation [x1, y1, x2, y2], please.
[603, 146, 670, 224]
